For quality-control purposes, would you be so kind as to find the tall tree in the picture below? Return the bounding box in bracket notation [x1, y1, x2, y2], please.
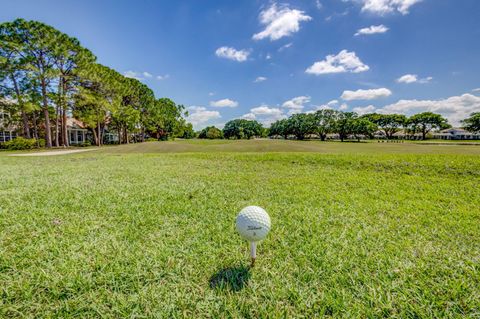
[223, 119, 263, 139]
[408, 112, 450, 140]
[314, 109, 338, 141]
[269, 119, 289, 139]
[334, 112, 358, 142]
[6, 19, 63, 147]
[286, 113, 316, 140]
[462, 112, 480, 133]
[53, 33, 95, 146]
[362, 113, 406, 139]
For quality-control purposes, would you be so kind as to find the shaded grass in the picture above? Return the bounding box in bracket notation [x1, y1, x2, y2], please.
[0, 141, 479, 317]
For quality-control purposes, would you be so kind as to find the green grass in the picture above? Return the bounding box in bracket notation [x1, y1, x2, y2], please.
[1, 140, 479, 318]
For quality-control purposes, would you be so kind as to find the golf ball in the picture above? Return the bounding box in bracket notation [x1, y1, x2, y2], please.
[236, 206, 271, 242]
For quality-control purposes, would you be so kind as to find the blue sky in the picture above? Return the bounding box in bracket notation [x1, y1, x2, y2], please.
[2, 0, 480, 128]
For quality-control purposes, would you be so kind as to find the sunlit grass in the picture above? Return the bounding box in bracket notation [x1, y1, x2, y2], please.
[0, 140, 479, 317]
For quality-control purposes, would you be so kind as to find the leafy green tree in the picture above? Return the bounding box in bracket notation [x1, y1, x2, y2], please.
[362, 113, 406, 139]
[269, 119, 289, 139]
[53, 34, 95, 146]
[198, 126, 223, 139]
[351, 118, 378, 141]
[179, 122, 195, 139]
[408, 112, 450, 140]
[4, 19, 65, 147]
[334, 112, 358, 142]
[75, 63, 124, 145]
[0, 26, 32, 138]
[314, 109, 338, 141]
[146, 98, 185, 140]
[462, 113, 480, 133]
[223, 119, 263, 139]
[286, 113, 317, 140]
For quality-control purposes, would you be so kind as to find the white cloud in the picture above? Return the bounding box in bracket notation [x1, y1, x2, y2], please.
[339, 103, 349, 110]
[397, 74, 432, 84]
[215, 46, 250, 62]
[377, 93, 480, 126]
[209, 98, 239, 108]
[355, 24, 389, 36]
[252, 3, 312, 41]
[359, 0, 423, 15]
[254, 76, 268, 83]
[305, 50, 369, 75]
[312, 99, 339, 111]
[315, 0, 323, 10]
[186, 106, 221, 128]
[473, 88, 480, 93]
[282, 96, 311, 114]
[341, 88, 392, 100]
[353, 105, 377, 115]
[397, 74, 417, 83]
[266, 54, 272, 60]
[156, 74, 170, 80]
[278, 42, 293, 52]
[249, 105, 287, 125]
[123, 71, 142, 80]
[241, 113, 257, 120]
[208, 92, 215, 96]
[143, 72, 152, 78]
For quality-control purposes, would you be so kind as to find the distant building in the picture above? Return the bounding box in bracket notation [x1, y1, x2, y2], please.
[433, 128, 480, 140]
[0, 108, 17, 143]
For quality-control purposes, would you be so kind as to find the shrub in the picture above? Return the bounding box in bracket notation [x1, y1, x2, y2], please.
[1, 137, 37, 150]
[146, 137, 157, 142]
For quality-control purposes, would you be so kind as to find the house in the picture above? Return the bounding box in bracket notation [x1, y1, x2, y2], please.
[67, 118, 90, 145]
[0, 109, 17, 143]
[433, 128, 480, 140]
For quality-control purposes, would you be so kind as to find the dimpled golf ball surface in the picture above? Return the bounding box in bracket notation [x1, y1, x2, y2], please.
[236, 206, 271, 242]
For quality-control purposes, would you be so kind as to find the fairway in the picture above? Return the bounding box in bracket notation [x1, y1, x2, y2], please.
[1, 140, 479, 318]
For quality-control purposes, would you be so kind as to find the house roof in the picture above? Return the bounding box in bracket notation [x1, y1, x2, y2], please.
[67, 118, 87, 129]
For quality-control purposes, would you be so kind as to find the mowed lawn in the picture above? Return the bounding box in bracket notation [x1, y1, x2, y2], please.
[1, 140, 479, 318]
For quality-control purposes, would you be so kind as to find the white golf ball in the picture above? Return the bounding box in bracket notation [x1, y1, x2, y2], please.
[236, 206, 271, 242]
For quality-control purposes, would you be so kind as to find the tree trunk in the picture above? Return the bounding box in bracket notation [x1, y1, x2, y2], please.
[97, 119, 102, 146]
[124, 127, 129, 144]
[32, 111, 39, 146]
[40, 76, 52, 148]
[11, 75, 31, 138]
[62, 106, 69, 147]
[92, 127, 98, 146]
[54, 104, 60, 147]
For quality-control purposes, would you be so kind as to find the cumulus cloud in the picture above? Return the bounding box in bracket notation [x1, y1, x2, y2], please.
[312, 99, 339, 111]
[339, 103, 349, 111]
[473, 88, 480, 93]
[305, 50, 369, 75]
[123, 71, 142, 80]
[355, 24, 389, 36]
[377, 93, 480, 126]
[245, 105, 287, 125]
[252, 3, 312, 41]
[397, 74, 433, 84]
[186, 106, 221, 128]
[282, 96, 311, 114]
[359, 0, 423, 15]
[341, 88, 392, 100]
[215, 46, 250, 62]
[254, 76, 268, 83]
[353, 105, 377, 115]
[241, 113, 257, 120]
[210, 98, 239, 108]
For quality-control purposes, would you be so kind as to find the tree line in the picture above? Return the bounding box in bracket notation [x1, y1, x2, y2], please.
[0, 19, 193, 148]
[269, 110, 454, 141]
[199, 111, 480, 141]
